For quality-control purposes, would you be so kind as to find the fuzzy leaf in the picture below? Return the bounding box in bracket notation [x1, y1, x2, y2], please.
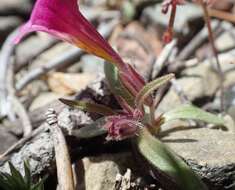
[60, 98, 116, 116]
[71, 118, 107, 139]
[135, 74, 174, 110]
[136, 128, 207, 190]
[163, 104, 225, 125]
[104, 63, 135, 107]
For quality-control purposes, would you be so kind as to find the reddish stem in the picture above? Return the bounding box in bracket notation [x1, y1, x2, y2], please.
[199, 0, 225, 112]
[163, 2, 177, 43]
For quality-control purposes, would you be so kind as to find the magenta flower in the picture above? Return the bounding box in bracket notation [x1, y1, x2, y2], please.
[15, 0, 126, 70]
[102, 107, 144, 141]
[15, 0, 146, 96]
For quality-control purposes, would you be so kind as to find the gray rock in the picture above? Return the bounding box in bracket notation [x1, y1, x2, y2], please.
[162, 125, 235, 189]
[142, 3, 203, 33]
[78, 153, 135, 190]
[29, 92, 62, 111]
[0, 127, 18, 154]
[0, 16, 22, 43]
[0, 0, 32, 15]
[15, 35, 58, 70]
[29, 42, 75, 69]
[215, 32, 235, 52]
[0, 127, 54, 175]
[0, 105, 80, 175]
[79, 55, 104, 74]
[158, 58, 235, 113]
[157, 74, 220, 113]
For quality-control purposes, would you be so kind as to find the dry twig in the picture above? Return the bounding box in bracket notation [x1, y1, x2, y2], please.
[151, 39, 177, 79]
[200, 0, 225, 112]
[0, 28, 19, 118]
[46, 108, 75, 190]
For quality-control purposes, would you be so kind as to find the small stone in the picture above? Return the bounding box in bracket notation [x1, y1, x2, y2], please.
[78, 153, 135, 190]
[47, 72, 97, 95]
[29, 92, 62, 111]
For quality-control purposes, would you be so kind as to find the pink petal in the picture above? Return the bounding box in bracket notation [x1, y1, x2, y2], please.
[15, 0, 146, 95]
[15, 0, 124, 67]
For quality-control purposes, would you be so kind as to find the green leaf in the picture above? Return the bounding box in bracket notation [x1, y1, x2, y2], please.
[23, 161, 31, 188]
[163, 104, 225, 125]
[31, 175, 47, 190]
[71, 118, 107, 139]
[0, 173, 17, 189]
[8, 162, 26, 189]
[0, 162, 46, 190]
[59, 99, 116, 116]
[0, 174, 12, 190]
[104, 63, 135, 107]
[136, 128, 207, 190]
[135, 74, 174, 110]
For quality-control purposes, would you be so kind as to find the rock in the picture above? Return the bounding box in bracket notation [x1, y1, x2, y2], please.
[83, 0, 106, 7]
[162, 126, 235, 189]
[215, 31, 235, 52]
[47, 72, 97, 95]
[142, 3, 203, 33]
[29, 92, 62, 111]
[0, 126, 54, 175]
[157, 86, 182, 113]
[67, 54, 104, 74]
[0, 106, 80, 175]
[224, 85, 235, 110]
[0, 0, 32, 15]
[0, 16, 22, 43]
[158, 75, 219, 113]
[29, 42, 75, 69]
[158, 58, 234, 113]
[15, 34, 58, 70]
[77, 153, 137, 190]
[0, 127, 18, 154]
[80, 55, 104, 73]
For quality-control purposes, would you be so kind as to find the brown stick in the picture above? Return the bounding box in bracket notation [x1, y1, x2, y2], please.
[46, 108, 75, 190]
[208, 8, 235, 24]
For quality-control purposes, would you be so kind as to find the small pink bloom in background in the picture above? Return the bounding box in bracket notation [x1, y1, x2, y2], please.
[161, 0, 216, 44]
[14, 0, 125, 69]
[162, 0, 185, 14]
[162, 30, 173, 44]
